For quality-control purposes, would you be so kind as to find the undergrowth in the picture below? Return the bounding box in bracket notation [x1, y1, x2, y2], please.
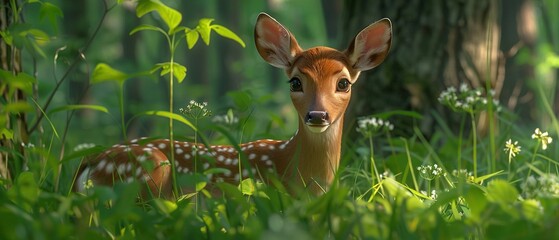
[2, 0, 559, 239]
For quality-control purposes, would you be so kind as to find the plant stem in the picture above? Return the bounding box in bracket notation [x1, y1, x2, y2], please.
[118, 83, 127, 141]
[168, 34, 179, 199]
[368, 136, 381, 193]
[470, 112, 477, 178]
[527, 141, 540, 178]
[457, 114, 465, 170]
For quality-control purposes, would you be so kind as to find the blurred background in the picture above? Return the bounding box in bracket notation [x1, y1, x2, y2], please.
[17, 0, 559, 146]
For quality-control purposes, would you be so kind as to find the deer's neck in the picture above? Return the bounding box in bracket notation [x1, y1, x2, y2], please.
[281, 117, 344, 190]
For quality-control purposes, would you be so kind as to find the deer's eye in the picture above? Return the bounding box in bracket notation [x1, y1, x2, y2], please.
[289, 77, 303, 92]
[336, 78, 351, 92]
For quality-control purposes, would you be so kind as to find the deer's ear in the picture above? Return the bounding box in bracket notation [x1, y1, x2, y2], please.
[346, 18, 392, 71]
[254, 13, 302, 69]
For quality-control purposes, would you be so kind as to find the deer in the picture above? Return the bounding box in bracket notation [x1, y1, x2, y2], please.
[75, 13, 392, 198]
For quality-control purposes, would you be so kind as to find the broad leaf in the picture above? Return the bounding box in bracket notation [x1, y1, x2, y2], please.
[0, 70, 35, 96]
[486, 179, 518, 207]
[39, 2, 63, 33]
[211, 24, 246, 47]
[197, 18, 213, 45]
[152, 62, 187, 83]
[91, 63, 129, 84]
[136, 0, 182, 32]
[239, 178, 256, 196]
[185, 28, 199, 49]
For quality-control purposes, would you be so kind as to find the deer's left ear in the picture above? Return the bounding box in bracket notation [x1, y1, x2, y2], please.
[345, 18, 392, 71]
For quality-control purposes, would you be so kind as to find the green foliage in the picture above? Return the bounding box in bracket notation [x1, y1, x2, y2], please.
[3, 1, 559, 239]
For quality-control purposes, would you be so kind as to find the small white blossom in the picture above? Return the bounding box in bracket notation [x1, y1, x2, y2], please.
[356, 116, 394, 137]
[532, 128, 553, 150]
[504, 139, 521, 160]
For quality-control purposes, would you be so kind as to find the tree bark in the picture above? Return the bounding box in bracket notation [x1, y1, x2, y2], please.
[341, 0, 503, 136]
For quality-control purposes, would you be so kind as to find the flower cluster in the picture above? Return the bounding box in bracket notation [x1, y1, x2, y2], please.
[356, 117, 394, 138]
[20, 142, 35, 148]
[417, 164, 446, 180]
[420, 190, 438, 200]
[438, 83, 501, 113]
[522, 174, 559, 198]
[180, 100, 212, 119]
[532, 128, 553, 150]
[73, 143, 96, 152]
[452, 169, 474, 182]
[504, 139, 521, 164]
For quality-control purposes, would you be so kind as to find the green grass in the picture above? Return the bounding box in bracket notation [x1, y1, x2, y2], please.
[2, 94, 559, 239]
[3, 1, 559, 239]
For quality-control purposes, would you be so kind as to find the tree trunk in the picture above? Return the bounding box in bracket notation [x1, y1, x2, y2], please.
[342, 0, 503, 136]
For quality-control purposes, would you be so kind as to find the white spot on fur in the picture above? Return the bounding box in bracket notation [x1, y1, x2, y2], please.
[105, 162, 114, 173]
[266, 160, 273, 166]
[261, 155, 269, 161]
[115, 164, 124, 174]
[203, 163, 210, 169]
[184, 154, 191, 160]
[225, 158, 232, 165]
[176, 148, 184, 154]
[96, 160, 107, 170]
[137, 155, 147, 162]
[158, 143, 166, 149]
[217, 155, 225, 162]
[248, 153, 256, 160]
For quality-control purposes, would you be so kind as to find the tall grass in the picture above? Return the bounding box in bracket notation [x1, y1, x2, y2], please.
[2, 1, 559, 239]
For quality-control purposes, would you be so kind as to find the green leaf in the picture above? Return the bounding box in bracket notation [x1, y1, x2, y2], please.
[136, 0, 182, 32]
[151, 198, 177, 215]
[3, 102, 33, 114]
[0, 128, 14, 140]
[0, 30, 12, 45]
[91, 63, 129, 85]
[463, 184, 487, 223]
[130, 24, 165, 36]
[211, 24, 246, 48]
[39, 2, 63, 33]
[227, 90, 253, 111]
[172, 63, 187, 83]
[196, 18, 214, 45]
[486, 179, 519, 207]
[239, 178, 256, 196]
[7, 172, 40, 211]
[137, 110, 196, 131]
[48, 104, 109, 115]
[152, 62, 187, 82]
[185, 28, 199, 49]
[0, 70, 36, 96]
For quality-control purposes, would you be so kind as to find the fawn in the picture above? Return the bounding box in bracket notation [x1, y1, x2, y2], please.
[75, 13, 392, 197]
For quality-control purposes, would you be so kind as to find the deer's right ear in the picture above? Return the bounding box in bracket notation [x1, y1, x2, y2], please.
[254, 13, 302, 69]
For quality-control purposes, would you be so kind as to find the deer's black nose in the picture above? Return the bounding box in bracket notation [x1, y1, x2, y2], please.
[306, 111, 329, 125]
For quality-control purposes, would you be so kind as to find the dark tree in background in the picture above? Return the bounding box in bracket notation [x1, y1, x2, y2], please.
[341, 0, 504, 136]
